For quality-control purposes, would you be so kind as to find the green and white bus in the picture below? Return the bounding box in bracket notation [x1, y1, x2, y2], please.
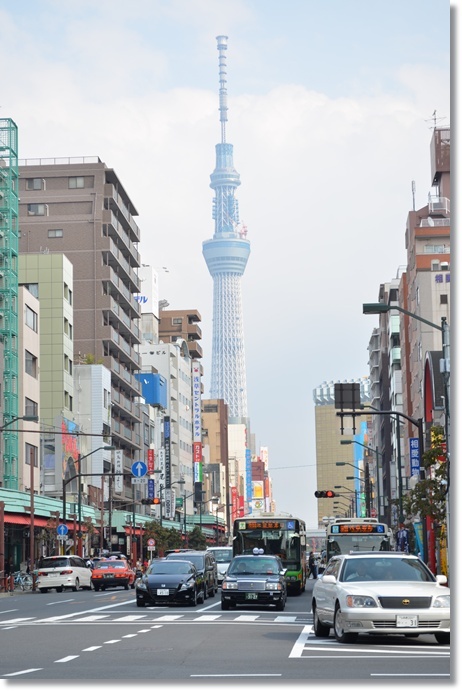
[232, 515, 307, 594]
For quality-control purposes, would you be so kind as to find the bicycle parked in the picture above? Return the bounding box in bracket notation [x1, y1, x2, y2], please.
[13, 571, 33, 591]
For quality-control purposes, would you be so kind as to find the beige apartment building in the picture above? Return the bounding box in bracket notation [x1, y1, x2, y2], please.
[18, 157, 142, 502]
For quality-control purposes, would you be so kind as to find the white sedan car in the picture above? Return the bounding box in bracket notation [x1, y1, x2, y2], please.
[312, 552, 450, 645]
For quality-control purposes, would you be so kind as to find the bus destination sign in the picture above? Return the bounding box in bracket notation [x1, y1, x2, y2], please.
[242, 521, 283, 530]
[332, 524, 385, 534]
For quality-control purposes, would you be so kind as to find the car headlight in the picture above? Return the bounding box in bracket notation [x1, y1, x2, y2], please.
[265, 582, 283, 591]
[346, 594, 377, 608]
[136, 580, 147, 590]
[179, 580, 194, 591]
[433, 594, 450, 608]
[222, 581, 238, 590]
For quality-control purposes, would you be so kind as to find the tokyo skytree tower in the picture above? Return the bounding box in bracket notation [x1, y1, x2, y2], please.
[203, 35, 251, 419]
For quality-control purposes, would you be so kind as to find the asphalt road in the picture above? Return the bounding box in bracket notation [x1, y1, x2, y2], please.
[0, 581, 451, 684]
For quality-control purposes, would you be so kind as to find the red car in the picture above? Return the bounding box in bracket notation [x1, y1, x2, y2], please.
[91, 559, 136, 591]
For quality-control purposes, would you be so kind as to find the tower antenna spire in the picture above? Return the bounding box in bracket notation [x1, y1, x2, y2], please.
[216, 35, 228, 143]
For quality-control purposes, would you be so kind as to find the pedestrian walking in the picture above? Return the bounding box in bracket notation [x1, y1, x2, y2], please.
[308, 552, 318, 579]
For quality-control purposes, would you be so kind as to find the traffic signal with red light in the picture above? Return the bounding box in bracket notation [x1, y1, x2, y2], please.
[141, 498, 161, 505]
[314, 490, 336, 498]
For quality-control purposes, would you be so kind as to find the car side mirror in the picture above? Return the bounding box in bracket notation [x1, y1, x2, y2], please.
[319, 574, 336, 584]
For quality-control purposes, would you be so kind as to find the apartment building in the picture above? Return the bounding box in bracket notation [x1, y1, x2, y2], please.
[18, 157, 142, 504]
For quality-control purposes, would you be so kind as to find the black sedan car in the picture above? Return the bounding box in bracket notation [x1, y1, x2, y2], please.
[135, 558, 205, 607]
[221, 551, 287, 611]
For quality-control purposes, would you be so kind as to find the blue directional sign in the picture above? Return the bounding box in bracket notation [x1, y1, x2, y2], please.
[148, 478, 155, 499]
[57, 524, 68, 536]
[131, 460, 147, 478]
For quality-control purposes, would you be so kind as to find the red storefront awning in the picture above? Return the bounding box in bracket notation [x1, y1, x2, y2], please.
[4, 514, 81, 530]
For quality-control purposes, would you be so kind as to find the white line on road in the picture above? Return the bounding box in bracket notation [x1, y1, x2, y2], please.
[193, 615, 222, 621]
[103, 639, 121, 644]
[55, 656, 80, 663]
[3, 668, 43, 676]
[122, 634, 138, 638]
[234, 615, 260, 621]
[152, 615, 183, 621]
[72, 615, 111, 621]
[82, 646, 102, 651]
[113, 615, 147, 621]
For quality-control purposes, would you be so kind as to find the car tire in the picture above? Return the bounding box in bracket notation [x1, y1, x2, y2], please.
[313, 604, 331, 637]
[56, 586, 63, 593]
[72, 578, 80, 592]
[188, 589, 197, 607]
[39, 588, 48, 594]
[435, 632, 450, 645]
[334, 604, 357, 644]
[275, 599, 285, 611]
[221, 601, 230, 610]
[94, 585, 100, 592]
[136, 600, 145, 608]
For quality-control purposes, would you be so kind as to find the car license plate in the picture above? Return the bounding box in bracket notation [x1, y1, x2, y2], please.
[157, 589, 169, 596]
[245, 592, 258, 600]
[396, 615, 418, 627]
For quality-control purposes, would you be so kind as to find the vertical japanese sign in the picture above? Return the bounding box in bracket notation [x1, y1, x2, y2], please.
[192, 361, 203, 487]
[147, 448, 155, 475]
[114, 450, 123, 494]
[164, 416, 171, 489]
[409, 438, 420, 477]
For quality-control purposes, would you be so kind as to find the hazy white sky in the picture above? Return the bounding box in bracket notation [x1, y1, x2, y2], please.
[0, 0, 451, 528]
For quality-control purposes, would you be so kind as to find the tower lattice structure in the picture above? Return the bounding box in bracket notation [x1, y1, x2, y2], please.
[203, 36, 250, 419]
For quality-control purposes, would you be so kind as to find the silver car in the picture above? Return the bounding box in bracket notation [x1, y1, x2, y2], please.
[312, 552, 450, 645]
[207, 546, 233, 585]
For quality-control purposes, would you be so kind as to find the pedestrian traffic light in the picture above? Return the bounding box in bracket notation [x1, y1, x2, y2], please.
[314, 490, 336, 498]
[141, 498, 161, 505]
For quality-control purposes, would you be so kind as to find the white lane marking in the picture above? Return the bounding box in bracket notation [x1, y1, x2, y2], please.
[72, 615, 111, 621]
[0, 617, 34, 623]
[122, 634, 138, 638]
[152, 614, 183, 621]
[138, 629, 152, 632]
[191, 674, 282, 678]
[103, 639, 121, 644]
[113, 615, 147, 621]
[289, 624, 311, 657]
[0, 609, 18, 615]
[234, 615, 260, 621]
[193, 615, 222, 621]
[3, 668, 43, 676]
[372, 674, 450, 677]
[82, 646, 102, 651]
[274, 616, 297, 622]
[55, 655, 79, 663]
[48, 599, 74, 605]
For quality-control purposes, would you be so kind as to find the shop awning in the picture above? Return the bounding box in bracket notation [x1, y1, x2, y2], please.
[4, 514, 79, 530]
[124, 526, 144, 536]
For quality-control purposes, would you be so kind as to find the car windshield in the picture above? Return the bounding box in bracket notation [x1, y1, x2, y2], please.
[228, 558, 279, 576]
[340, 557, 435, 583]
[211, 549, 232, 563]
[39, 558, 69, 569]
[148, 562, 192, 575]
[95, 561, 126, 570]
[167, 554, 203, 569]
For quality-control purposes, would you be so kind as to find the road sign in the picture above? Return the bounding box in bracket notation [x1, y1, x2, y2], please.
[147, 538, 155, 547]
[131, 477, 148, 485]
[131, 460, 147, 477]
[57, 524, 68, 536]
[148, 478, 155, 499]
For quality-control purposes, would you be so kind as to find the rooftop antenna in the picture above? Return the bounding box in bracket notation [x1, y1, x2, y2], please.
[216, 35, 228, 144]
[411, 180, 416, 211]
[425, 109, 446, 130]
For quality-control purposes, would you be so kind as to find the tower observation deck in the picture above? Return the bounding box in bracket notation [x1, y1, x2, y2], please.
[203, 35, 250, 418]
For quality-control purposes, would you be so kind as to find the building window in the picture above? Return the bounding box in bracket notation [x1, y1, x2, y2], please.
[172, 318, 183, 325]
[25, 305, 38, 332]
[25, 397, 38, 417]
[440, 294, 448, 305]
[68, 176, 84, 189]
[27, 203, 47, 216]
[26, 178, 45, 190]
[48, 229, 63, 238]
[25, 443, 39, 468]
[23, 283, 39, 298]
[25, 350, 38, 377]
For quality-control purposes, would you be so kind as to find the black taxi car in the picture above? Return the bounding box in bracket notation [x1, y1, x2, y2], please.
[221, 549, 287, 611]
[136, 558, 205, 607]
